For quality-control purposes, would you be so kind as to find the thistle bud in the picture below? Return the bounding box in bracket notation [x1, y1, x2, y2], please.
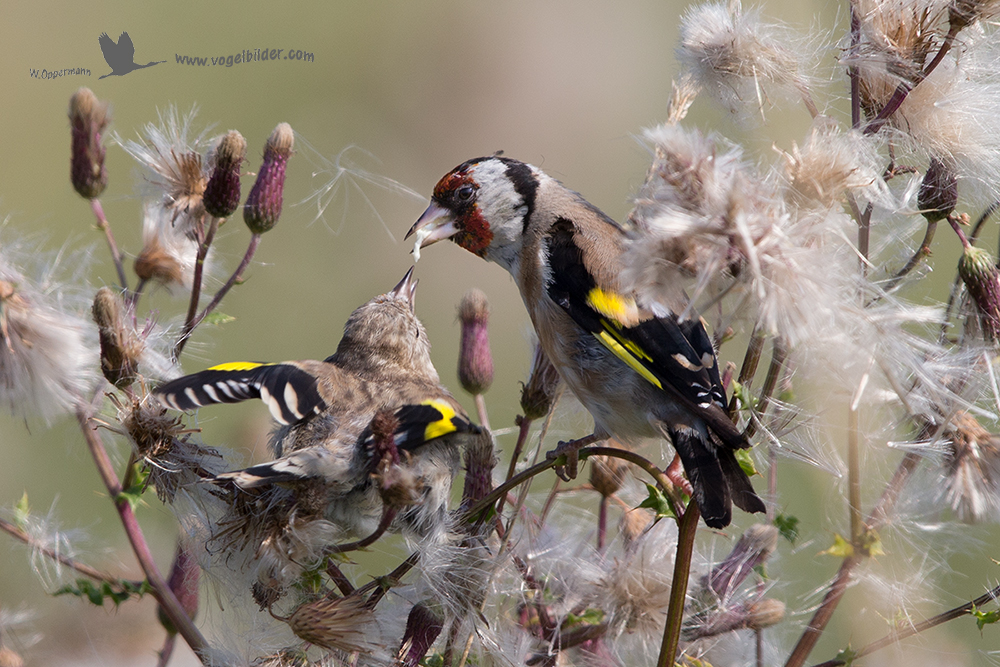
[520, 343, 561, 420]
[397, 603, 444, 667]
[958, 245, 1000, 339]
[157, 541, 200, 635]
[703, 523, 778, 600]
[92, 287, 142, 388]
[457, 289, 493, 395]
[368, 409, 422, 507]
[918, 158, 958, 223]
[203, 130, 246, 218]
[69, 88, 109, 199]
[286, 593, 377, 654]
[461, 429, 497, 510]
[243, 123, 293, 234]
[684, 597, 786, 640]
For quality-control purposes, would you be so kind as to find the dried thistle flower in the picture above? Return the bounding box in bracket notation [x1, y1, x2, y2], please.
[284, 593, 378, 654]
[520, 343, 561, 420]
[92, 287, 142, 388]
[68, 88, 109, 199]
[109, 391, 220, 502]
[940, 411, 1000, 523]
[0, 274, 92, 420]
[134, 202, 206, 290]
[157, 540, 200, 635]
[457, 288, 494, 395]
[244, 123, 294, 234]
[203, 130, 247, 219]
[397, 603, 444, 667]
[918, 157, 958, 223]
[589, 453, 628, 498]
[117, 106, 211, 232]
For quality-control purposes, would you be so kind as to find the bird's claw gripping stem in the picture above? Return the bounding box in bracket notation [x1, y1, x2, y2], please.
[546, 433, 600, 481]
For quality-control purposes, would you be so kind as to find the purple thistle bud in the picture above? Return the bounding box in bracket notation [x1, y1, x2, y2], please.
[157, 541, 200, 635]
[958, 245, 1000, 340]
[457, 288, 494, 395]
[703, 523, 778, 601]
[243, 123, 293, 234]
[918, 157, 958, 223]
[69, 88, 109, 199]
[92, 287, 142, 389]
[520, 343, 562, 420]
[397, 603, 444, 667]
[203, 130, 246, 219]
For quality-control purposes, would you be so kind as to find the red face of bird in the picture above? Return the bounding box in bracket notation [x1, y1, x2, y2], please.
[406, 156, 542, 272]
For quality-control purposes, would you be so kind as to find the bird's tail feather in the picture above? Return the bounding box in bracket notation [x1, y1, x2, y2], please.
[669, 426, 732, 529]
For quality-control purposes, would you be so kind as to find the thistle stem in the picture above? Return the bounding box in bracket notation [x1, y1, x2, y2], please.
[75, 409, 210, 662]
[808, 582, 1000, 667]
[91, 198, 129, 292]
[175, 232, 260, 359]
[656, 501, 701, 667]
[174, 216, 218, 360]
[0, 516, 144, 590]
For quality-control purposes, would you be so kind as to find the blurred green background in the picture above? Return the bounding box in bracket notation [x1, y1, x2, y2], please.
[1, 0, 997, 665]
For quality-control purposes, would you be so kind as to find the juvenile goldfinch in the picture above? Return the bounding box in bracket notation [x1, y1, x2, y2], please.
[407, 156, 765, 528]
[155, 268, 477, 538]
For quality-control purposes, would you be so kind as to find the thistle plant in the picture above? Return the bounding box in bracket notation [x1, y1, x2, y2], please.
[3, 1, 1000, 666]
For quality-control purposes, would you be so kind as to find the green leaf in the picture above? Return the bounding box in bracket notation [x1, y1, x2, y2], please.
[637, 483, 676, 519]
[735, 448, 758, 477]
[421, 654, 445, 667]
[53, 578, 151, 607]
[202, 312, 236, 327]
[859, 529, 884, 557]
[820, 533, 854, 558]
[834, 646, 856, 666]
[774, 514, 800, 545]
[13, 492, 30, 529]
[972, 603, 1000, 631]
[116, 465, 149, 510]
[564, 608, 605, 627]
[731, 380, 755, 411]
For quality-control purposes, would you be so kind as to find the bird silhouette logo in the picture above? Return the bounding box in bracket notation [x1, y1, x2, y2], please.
[98, 32, 165, 79]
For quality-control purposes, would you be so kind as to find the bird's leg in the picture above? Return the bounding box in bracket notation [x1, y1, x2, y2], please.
[546, 433, 601, 481]
[665, 452, 694, 496]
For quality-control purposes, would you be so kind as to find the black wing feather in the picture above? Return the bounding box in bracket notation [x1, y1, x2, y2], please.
[155, 363, 327, 425]
[544, 219, 741, 446]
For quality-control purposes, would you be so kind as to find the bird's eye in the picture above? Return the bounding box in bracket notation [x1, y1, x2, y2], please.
[456, 185, 475, 202]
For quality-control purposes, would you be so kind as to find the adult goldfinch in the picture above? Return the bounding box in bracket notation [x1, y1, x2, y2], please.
[155, 268, 477, 538]
[407, 156, 764, 528]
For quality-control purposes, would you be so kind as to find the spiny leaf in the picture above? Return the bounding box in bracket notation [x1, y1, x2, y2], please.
[972, 603, 1000, 632]
[637, 483, 676, 519]
[13, 492, 29, 529]
[202, 312, 236, 326]
[53, 578, 151, 607]
[774, 514, 800, 545]
[820, 533, 854, 558]
[735, 448, 759, 477]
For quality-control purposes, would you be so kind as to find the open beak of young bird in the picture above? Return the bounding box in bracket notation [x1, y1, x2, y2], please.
[406, 203, 459, 261]
[391, 266, 419, 311]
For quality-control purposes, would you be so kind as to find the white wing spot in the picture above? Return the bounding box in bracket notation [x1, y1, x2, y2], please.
[202, 384, 221, 403]
[260, 386, 289, 425]
[673, 353, 705, 371]
[183, 387, 200, 407]
[283, 383, 303, 420]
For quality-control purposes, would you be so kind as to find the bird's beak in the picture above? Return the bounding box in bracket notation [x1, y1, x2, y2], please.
[405, 203, 459, 261]
[390, 266, 418, 311]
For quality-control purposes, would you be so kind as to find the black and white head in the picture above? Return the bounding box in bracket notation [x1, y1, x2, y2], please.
[406, 156, 545, 273]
